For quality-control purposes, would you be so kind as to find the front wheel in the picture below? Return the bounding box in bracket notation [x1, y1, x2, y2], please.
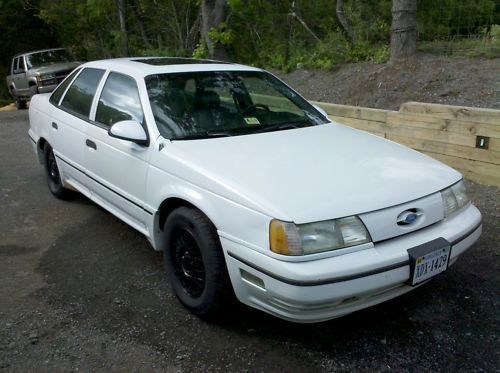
[43, 143, 70, 199]
[15, 98, 27, 110]
[163, 206, 231, 317]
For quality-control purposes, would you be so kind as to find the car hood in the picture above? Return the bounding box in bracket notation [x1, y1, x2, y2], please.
[162, 123, 461, 223]
[30, 62, 81, 75]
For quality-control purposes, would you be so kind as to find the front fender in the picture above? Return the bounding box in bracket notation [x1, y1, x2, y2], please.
[146, 165, 272, 254]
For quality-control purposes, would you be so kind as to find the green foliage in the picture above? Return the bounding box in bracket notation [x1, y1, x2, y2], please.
[207, 23, 234, 46]
[417, 0, 497, 40]
[0, 0, 498, 103]
[192, 43, 209, 59]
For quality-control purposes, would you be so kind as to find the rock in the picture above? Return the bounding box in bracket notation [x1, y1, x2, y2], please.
[29, 333, 39, 344]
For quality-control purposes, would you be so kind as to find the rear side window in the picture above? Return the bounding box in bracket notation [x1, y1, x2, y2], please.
[95, 72, 144, 127]
[49, 68, 81, 106]
[60, 68, 105, 118]
[12, 57, 19, 74]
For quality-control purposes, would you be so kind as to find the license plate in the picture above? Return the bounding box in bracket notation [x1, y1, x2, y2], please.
[408, 238, 451, 286]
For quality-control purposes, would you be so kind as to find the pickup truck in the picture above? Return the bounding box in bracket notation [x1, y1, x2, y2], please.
[6, 48, 80, 109]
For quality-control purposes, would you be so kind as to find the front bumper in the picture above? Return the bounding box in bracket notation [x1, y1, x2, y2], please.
[221, 204, 482, 323]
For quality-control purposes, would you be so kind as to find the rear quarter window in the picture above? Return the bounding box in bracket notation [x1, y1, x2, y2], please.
[60, 68, 105, 118]
[49, 68, 81, 106]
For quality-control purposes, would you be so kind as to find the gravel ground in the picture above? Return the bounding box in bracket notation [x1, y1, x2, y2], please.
[274, 54, 500, 110]
[0, 108, 499, 372]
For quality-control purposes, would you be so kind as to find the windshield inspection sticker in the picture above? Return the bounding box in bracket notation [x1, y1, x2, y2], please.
[244, 117, 260, 125]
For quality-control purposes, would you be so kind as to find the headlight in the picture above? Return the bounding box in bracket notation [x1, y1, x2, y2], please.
[441, 180, 470, 217]
[37, 73, 57, 86]
[270, 216, 371, 256]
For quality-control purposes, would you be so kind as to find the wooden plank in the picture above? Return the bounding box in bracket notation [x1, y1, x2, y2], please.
[400, 102, 500, 125]
[489, 137, 500, 152]
[330, 115, 477, 148]
[312, 101, 390, 123]
[387, 111, 500, 138]
[420, 151, 500, 186]
[386, 134, 500, 165]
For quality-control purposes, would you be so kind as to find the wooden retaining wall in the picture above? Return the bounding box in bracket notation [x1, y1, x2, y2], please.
[312, 101, 500, 187]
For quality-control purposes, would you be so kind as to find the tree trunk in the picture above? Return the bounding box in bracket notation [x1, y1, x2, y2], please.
[201, 0, 229, 61]
[116, 0, 130, 56]
[335, 0, 354, 43]
[390, 0, 417, 62]
[131, 0, 151, 49]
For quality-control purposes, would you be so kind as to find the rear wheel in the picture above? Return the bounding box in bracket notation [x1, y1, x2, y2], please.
[43, 143, 70, 199]
[163, 206, 231, 317]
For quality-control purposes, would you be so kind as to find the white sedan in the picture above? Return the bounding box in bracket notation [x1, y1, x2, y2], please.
[28, 57, 482, 323]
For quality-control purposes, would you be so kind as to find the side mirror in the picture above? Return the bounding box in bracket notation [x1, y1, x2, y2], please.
[312, 104, 329, 118]
[108, 120, 148, 146]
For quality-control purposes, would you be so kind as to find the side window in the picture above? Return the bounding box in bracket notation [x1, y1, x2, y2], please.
[95, 72, 144, 127]
[60, 68, 105, 118]
[12, 58, 19, 74]
[49, 68, 81, 106]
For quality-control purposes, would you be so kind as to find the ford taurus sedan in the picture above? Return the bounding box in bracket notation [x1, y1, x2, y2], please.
[28, 57, 482, 323]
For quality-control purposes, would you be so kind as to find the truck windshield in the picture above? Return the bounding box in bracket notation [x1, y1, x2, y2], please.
[26, 49, 73, 69]
[145, 71, 328, 140]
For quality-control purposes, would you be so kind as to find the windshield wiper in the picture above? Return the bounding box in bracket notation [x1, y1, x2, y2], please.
[169, 131, 231, 141]
[253, 120, 312, 134]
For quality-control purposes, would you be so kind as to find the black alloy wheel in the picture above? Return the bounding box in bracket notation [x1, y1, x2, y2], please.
[163, 206, 231, 317]
[171, 227, 206, 298]
[43, 143, 69, 199]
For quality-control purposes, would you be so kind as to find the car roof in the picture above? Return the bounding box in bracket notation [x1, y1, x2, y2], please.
[82, 57, 263, 79]
[13, 48, 66, 58]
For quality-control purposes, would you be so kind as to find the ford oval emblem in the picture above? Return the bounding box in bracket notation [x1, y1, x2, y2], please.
[397, 209, 421, 226]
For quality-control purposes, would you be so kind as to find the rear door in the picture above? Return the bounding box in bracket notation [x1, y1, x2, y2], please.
[85, 71, 152, 234]
[51, 67, 105, 191]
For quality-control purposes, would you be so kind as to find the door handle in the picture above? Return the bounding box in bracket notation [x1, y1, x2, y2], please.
[85, 139, 97, 150]
[51, 122, 58, 130]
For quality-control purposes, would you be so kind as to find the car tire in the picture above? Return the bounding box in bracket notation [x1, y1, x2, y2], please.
[43, 143, 70, 199]
[15, 98, 27, 110]
[163, 206, 231, 318]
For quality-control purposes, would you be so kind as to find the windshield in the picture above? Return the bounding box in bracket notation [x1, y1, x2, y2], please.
[26, 49, 73, 69]
[145, 71, 328, 140]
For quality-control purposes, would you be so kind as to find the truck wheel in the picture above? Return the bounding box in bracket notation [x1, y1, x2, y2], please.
[15, 98, 27, 110]
[163, 206, 231, 318]
[43, 143, 69, 199]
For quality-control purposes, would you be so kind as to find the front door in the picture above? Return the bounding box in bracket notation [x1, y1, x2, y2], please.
[85, 72, 152, 234]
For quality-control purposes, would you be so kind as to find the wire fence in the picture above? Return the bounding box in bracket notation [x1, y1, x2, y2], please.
[416, 0, 500, 57]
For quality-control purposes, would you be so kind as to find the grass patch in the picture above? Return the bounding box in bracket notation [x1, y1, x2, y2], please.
[0, 98, 13, 107]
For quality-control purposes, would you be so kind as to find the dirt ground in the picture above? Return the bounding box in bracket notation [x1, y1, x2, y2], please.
[275, 54, 500, 110]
